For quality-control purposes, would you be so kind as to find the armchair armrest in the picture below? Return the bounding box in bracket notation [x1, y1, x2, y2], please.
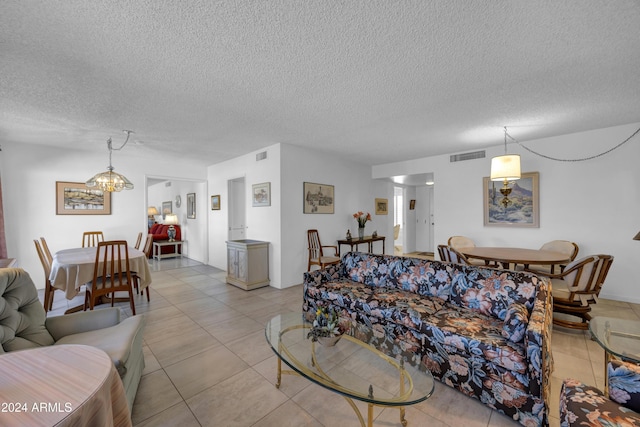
[524, 275, 553, 409]
[322, 245, 339, 257]
[45, 307, 121, 341]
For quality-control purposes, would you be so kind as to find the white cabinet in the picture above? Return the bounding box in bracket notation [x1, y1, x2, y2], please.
[226, 240, 269, 290]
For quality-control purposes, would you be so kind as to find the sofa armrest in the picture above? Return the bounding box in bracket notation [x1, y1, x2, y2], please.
[45, 307, 121, 341]
[524, 275, 553, 407]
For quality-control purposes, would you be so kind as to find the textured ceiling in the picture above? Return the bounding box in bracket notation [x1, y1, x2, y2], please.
[1, 1, 639, 167]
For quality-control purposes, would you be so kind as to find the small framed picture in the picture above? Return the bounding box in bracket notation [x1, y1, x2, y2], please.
[375, 198, 388, 215]
[303, 182, 334, 214]
[252, 182, 271, 207]
[211, 195, 221, 210]
[187, 193, 196, 219]
[409, 199, 416, 210]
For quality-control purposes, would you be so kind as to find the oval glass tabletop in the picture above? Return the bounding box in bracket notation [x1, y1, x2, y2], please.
[589, 316, 640, 363]
[265, 312, 435, 407]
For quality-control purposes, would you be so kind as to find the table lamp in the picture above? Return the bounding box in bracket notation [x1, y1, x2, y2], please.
[164, 214, 179, 242]
[147, 206, 159, 229]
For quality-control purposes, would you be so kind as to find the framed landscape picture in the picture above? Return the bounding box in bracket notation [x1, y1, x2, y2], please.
[56, 181, 111, 215]
[483, 171, 539, 227]
[252, 182, 271, 207]
[304, 182, 334, 214]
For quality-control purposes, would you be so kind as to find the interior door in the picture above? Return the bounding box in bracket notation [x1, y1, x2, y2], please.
[228, 177, 246, 240]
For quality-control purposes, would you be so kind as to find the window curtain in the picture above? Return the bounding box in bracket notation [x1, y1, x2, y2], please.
[0, 177, 7, 258]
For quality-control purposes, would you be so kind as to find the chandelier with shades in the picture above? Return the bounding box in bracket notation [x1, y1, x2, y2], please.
[85, 130, 135, 192]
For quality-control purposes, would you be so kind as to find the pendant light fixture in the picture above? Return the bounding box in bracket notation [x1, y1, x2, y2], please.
[86, 130, 135, 192]
[490, 127, 521, 208]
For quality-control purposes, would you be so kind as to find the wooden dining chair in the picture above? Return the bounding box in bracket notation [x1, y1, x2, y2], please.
[447, 236, 487, 266]
[85, 240, 136, 315]
[134, 232, 143, 250]
[34, 239, 56, 312]
[537, 254, 612, 330]
[522, 240, 579, 274]
[133, 235, 153, 301]
[307, 229, 340, 271]
[438, 245, 471, 265]
[40, 237, 54, 266]
[82, 231, 105, 248]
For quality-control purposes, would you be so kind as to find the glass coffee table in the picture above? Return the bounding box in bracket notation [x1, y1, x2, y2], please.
[589, 316, 640, 395]
[265, 312, 435, 427]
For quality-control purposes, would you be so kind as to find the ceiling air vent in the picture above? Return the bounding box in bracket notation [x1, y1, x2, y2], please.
[256, 151, 267, 161]
[165, 181, 171, 187]
[450, 150, 486, 162]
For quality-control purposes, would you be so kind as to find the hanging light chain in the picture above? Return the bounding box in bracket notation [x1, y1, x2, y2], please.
[505, 126, 640, 162]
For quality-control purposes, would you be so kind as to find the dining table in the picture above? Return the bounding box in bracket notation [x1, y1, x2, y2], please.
[0, 344, 132, 427]
[458, 246, 573, 270]
[49, 246, 151, 309]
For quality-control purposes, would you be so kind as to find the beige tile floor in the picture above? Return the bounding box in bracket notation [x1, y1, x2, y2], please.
[44, 258, 640, 427]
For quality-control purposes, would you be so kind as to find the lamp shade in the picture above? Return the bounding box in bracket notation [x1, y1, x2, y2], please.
[164, 214, 179, 225]
[86, 169, 134, 192]
[490, 154, 521, 181]
[148, 206, 159, 216]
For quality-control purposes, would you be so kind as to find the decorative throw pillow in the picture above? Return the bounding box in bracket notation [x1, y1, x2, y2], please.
[502, 303, 529, 343]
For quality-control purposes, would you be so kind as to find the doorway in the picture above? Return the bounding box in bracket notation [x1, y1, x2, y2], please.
[228, 177, 246, 240]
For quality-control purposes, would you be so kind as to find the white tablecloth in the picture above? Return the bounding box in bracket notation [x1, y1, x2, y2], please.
[50, 247, 151, 300]
[0, 345, 132, 427]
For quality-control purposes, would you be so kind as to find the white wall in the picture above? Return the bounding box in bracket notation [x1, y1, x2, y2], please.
[373, 123, 640, 303]
[0, 141, 207, 287]
[207, 145, 282, 285]
[281, 144, 390, 287]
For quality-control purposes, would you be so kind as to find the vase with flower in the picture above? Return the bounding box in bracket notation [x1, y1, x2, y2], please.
[353, 211, 372, 240]
[307, 305, 346, 347]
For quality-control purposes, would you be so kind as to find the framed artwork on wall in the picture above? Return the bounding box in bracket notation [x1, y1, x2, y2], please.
[252, 182, 271, 207]
[56, 181, 111, 215]
[375, 198, 388, 215]
[303, 182, 334, 214]
[162, 201, 172, 220]
[409, 199, 416, 210]
[187, 193, 196, 219]
[483, 171, 540, 227]
[211, 195, 220, 210]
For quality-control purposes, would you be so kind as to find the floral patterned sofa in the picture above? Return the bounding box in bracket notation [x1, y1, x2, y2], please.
[560, 360, 640, 426]
[303, 252, 553, 427]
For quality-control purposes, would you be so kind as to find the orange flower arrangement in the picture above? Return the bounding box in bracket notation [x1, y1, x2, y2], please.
[353, 211, 372, 228]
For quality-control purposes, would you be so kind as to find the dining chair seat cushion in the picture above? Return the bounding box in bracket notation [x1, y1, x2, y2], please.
[551, 278, 597, 306]
[315, 255, 340, 265]
[502, 302, 530, 343]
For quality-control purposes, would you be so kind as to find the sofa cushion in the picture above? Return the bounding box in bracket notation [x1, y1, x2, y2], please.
[502, 303, 530, 343]
[424, 302, 528, 375]
[342, 252, 452, 300]
[449, 268, 539, 319]
[305, 278, 446, 323]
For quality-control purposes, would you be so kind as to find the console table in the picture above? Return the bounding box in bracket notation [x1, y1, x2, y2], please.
[152, 240, 184, 260]
[337, 235, 385, 256]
